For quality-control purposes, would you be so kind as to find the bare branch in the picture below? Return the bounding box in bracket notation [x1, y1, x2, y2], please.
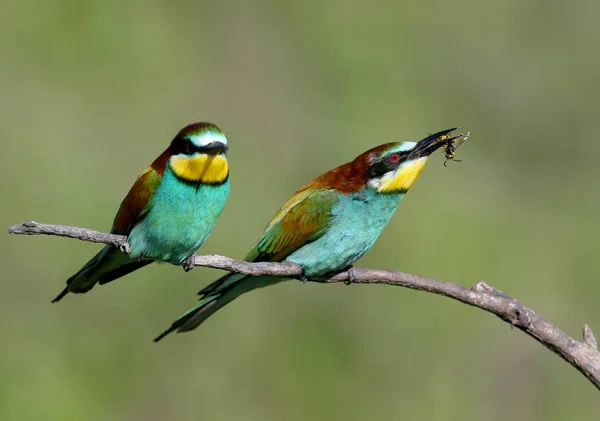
[7, 220, 600, 390]
[8, 220, 130, 253]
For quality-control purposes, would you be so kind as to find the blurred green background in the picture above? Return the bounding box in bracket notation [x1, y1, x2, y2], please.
[2, 0, 600, 419]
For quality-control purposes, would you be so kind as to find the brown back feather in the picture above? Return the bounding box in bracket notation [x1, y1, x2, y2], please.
[300, 142, 398, 193]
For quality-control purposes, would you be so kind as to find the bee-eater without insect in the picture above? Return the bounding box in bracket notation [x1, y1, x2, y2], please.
[154, 128, 457, 341]
[53, 122, 230, 302]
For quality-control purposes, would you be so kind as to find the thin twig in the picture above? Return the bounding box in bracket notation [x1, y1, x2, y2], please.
[7, 220, 600, 390]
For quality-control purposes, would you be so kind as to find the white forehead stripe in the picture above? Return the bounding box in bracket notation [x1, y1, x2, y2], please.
[396, 141, 417, 152]
[189, 131, 228, 147]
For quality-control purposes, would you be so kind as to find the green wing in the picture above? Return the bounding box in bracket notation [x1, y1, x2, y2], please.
[197, 187, 339, 297]
[245, 187, 339, 262]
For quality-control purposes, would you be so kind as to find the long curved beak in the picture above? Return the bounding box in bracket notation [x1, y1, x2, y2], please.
[410, 128, 458, 159]
[200, 141, 229, 154]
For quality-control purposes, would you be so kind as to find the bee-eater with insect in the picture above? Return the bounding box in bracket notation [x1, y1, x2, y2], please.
[155, 128, 462, 341]
[53, 122, 230, 303]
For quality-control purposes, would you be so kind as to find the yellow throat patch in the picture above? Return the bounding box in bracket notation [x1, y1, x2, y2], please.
[378, 157, 428, 193]
[170, 154, 229, 184]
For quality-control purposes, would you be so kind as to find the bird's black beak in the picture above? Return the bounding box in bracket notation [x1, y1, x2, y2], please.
[200, 141, 229, 154]
[410, 128, 459, 159]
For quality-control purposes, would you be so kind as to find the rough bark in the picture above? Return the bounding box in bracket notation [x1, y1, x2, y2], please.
[7, 220, 600, 390]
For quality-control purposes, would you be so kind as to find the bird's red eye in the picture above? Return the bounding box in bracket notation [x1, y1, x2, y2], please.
[389, 153, 400, 162]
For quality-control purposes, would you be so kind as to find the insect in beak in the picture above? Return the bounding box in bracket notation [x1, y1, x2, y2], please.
[441, 130, 470, 166]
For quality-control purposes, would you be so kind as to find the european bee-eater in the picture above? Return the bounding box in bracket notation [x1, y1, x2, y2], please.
[53, 122, 230, 303]
[154, 128, 457, 341]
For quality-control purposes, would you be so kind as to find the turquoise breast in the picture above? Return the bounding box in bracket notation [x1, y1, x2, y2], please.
[128, 167, 230, 264]
[286, 187, 403, 276]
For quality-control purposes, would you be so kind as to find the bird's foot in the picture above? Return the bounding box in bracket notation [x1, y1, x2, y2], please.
[299, 268, 310, 284]
[344, 266, 356, 285]
[118, 242, 131, 254]
[182, 255, 196, 272]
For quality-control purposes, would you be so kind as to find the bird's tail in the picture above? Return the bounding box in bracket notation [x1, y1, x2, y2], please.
[153, 273, 281, 342]
[53, 245, 150, 303]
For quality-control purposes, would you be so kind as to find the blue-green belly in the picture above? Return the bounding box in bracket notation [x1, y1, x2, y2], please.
[286, 187, 403, 276]
[128, 168, 230, 264]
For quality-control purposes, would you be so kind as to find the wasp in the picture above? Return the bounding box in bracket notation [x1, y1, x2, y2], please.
[440, 130, 470, 166]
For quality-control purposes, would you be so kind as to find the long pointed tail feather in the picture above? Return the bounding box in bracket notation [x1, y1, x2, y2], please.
[52, 246, 113, 303]
[98, 260, 152, 285]
[52, 286, 70, 303]
[153, 295, 220, 342]
[197, 271, 237, 296]
[53, 245, 146, 303]
[155, 275, 282, 342]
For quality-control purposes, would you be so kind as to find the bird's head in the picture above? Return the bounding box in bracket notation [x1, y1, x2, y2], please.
[365, 128, 457, 193]
[168, 122, 229, 184]
[306, 128, 458, 194]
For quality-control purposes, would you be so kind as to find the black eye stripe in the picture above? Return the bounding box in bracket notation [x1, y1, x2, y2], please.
[171, 137, 203, 155]
[392, 151, 409, 160]
[367, 151, 408, 178]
